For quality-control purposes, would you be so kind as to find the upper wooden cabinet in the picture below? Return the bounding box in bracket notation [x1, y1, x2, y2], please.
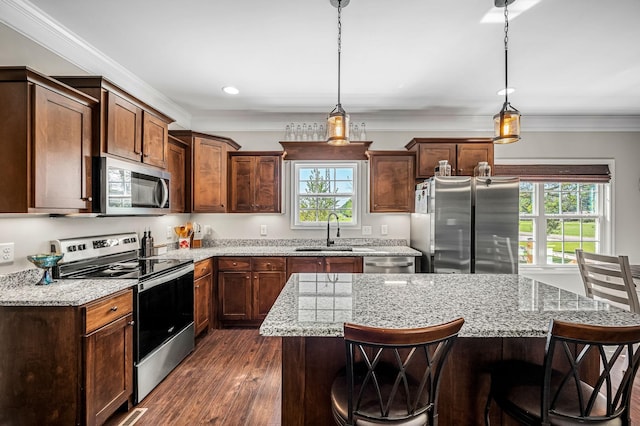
[228, 152, 282, 213]
[0, 67, 96, 213]
[405, 138, 494, 178]
[170, 131, 240, 213]
[167, 135, 190, 213]
[55, 76, 173, 169]
[368, 151, 415, 213]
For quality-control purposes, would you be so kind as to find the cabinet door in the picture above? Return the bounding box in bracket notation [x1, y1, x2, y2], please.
[167, 139, 187, 213]
[228, 155, 255, 212]
[33, 85, 93, 210]
[193, 137, 227, 212]
[416, 143, 456, 178]
[287, 257, 323, 279]
[218, 271, 252, 321]
[106, 92, 142, 163]
[325, 257, 363, 273]
[456, 143, 494, 176]
[254, 156, 281, 213]
[84, 313, 133, 426]
[142, 112, 168, 168]
[253, 270, 286, 320]
[370, 154, 414, 212]
[194, 273, 212, 336]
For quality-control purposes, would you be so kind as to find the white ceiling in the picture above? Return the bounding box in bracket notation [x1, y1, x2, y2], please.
[1, 0, 639, 132]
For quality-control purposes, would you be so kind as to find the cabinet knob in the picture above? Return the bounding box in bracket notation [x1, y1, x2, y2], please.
[254, 275, 258, 279]
[246, 276, 250, 279]
[195, 285, 200, 288]
[110, 306, 118, 312]
[233, 262, 237, 266]
[82, 197, 92, 202]
[127, 320, 135, 326]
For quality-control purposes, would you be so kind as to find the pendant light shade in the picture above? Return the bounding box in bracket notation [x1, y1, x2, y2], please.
[493, 0, 521, 144]
[327, 0, 350, 146]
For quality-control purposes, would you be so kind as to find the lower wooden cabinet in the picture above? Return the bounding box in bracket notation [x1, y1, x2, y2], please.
[286, 256, 363, 279]
[0, 288, 134, 426]
[194, 258, 213, 336]
[217, 257, 286, 326]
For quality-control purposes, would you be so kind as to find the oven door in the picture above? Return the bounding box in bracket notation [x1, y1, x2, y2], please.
[135, 263, 194, 362]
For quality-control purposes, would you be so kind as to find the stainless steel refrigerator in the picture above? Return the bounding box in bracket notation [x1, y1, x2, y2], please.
[410, 176, 520, 274]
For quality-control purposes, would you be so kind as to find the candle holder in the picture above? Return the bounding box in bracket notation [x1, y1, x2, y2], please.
[27, 253, 64, 285]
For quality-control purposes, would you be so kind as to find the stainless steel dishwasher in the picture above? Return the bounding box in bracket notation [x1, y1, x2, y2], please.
[362, 256, 416, 273]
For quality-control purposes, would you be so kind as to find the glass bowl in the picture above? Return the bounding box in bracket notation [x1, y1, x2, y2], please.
[27, 253, 64, 285]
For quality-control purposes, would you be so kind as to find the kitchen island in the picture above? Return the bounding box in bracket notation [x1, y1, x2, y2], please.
[260, 273, 640, 425]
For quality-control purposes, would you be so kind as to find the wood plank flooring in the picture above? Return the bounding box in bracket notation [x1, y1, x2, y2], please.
[105, 329, 281, 426]
[106, 329, 640, 426]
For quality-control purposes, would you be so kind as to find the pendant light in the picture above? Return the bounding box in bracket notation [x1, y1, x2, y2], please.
[493, 0, 521, 144]
[327, 0, 350, 146]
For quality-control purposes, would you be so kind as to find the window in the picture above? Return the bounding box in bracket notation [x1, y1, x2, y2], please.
[519, 181, 607, 266]
[292, 161, 359, 227]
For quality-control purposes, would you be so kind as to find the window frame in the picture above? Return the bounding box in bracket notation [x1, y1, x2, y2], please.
[290, 160, 361, 229]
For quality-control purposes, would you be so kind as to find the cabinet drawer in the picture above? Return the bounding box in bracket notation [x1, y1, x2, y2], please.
[194, 258, 213, 279]
[218, 257, 251, 271]
[253, 257, 286, 271]
[84, 289, 133, 334]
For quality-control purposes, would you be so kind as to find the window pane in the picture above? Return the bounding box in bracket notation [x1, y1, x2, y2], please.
[519, 191, 533, 214]
[519, 218, 534, 264]
[561, 192, 578, 213]
[544, 191, 560, 214]
[299, 209, 318, 222]
[579, 184, 597, 214]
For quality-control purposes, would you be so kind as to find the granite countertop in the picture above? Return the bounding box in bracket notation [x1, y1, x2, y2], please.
[0, 268, 135, 307]
[259, 273, 640, 338]
[156, 245, 421, 263]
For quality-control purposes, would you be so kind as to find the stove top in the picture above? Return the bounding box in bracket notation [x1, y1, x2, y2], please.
[52, 232, 192, 281]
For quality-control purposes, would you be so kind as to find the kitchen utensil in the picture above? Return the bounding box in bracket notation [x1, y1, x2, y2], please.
[27, 253, 64, 285]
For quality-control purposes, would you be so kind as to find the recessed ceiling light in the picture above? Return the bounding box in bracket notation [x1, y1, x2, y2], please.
[497, 87, 515, 96]
[222, 86, 239, 95]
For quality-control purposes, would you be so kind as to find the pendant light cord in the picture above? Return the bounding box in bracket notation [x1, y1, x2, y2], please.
[503, 2, 509, 105]
[337, 0, 342, 107]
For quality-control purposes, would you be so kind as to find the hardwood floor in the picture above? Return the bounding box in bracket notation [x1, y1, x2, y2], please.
[106, 329, 640, 426]
[106, 329, 281, 426]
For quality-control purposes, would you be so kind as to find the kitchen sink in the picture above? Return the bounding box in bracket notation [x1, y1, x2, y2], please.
[294, 246, 378, 253]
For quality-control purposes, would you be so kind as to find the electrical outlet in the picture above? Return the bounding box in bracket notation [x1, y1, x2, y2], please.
[380, 224, 388, 235]
[166, 226, 173, 239]
[0, 242, 15, 264]
[260, 224, 268, 236]
[362, 226, 372, 236]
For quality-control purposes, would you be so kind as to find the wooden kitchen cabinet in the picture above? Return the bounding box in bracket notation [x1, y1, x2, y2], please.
[0, 288, 134, 426]
[167, 135, 190, 213]
[170, 131, 240, 213]
[194, 258, 213, 336]
[55, 76, 173, 169]
[228, 152, 282, 213]
[217, 257, 286, 326]
[286, 256, 363, 279]
[0, 67, 96, 213]
[368, 151, 415, 213]
[405, 138, 494, 178]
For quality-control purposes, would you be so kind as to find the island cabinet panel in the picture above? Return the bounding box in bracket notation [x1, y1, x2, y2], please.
[167, 135, 189, 213]
[287, 256, 362, 279]
[217, 257, 286, 326]
[228, 152, 281, 213]
[55, 76, 174, 170]
[406, 138, 494, 178]
[368, 151, 415, 213]
[0, 68, 96, 213]
[194, 258, 213, 336]
[170, 131, 240, 213]
[0, 288, 134, 426]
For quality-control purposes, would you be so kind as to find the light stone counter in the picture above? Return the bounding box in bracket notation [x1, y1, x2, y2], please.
[260, 273, 640, 338]
[0, 268, 135, 306]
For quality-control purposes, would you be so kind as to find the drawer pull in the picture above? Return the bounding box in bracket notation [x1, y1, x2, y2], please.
[110, 306, 118, 312]
[127, 320, 135, 326]
[233, 262, 237, 266]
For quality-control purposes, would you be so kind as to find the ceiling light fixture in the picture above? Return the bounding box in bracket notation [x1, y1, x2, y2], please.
[327, 0, 350, 146]
[493, 0, 521, 144]
[222, 86, 239, 95]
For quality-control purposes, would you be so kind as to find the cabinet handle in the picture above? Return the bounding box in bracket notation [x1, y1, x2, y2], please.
[127, 320, 135, 326]
[195, 285, 200, 288]
[254, 275, 258, 279]
[233, 262, 237, 266]
[110, 306, 118, 312]
[82, 197, 92, 202]
[246, 276, 250, 279]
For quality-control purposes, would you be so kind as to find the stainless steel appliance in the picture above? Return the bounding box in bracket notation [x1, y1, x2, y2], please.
[363, 256, 416, 273]
[94, 156, 170, 215]
[52, 233, 194, 403]
[410, 176, 520, 274]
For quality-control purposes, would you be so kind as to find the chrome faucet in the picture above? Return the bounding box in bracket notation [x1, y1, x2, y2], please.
[327, 212, 340, 247]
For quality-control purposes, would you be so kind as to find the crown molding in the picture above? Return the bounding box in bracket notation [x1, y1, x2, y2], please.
[0, 0, 191, 128]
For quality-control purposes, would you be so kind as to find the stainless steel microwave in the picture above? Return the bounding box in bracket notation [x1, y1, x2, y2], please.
[95, 156, 170, 215]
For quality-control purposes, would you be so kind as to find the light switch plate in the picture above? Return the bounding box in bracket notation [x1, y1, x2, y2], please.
[381, 224, 388, 235]
[0, 242, 15, 264]
[260, 224, 268, 236]
[362, 226, 372, 235]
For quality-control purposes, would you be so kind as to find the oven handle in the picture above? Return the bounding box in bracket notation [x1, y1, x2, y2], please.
[138, 263, 194, 293]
